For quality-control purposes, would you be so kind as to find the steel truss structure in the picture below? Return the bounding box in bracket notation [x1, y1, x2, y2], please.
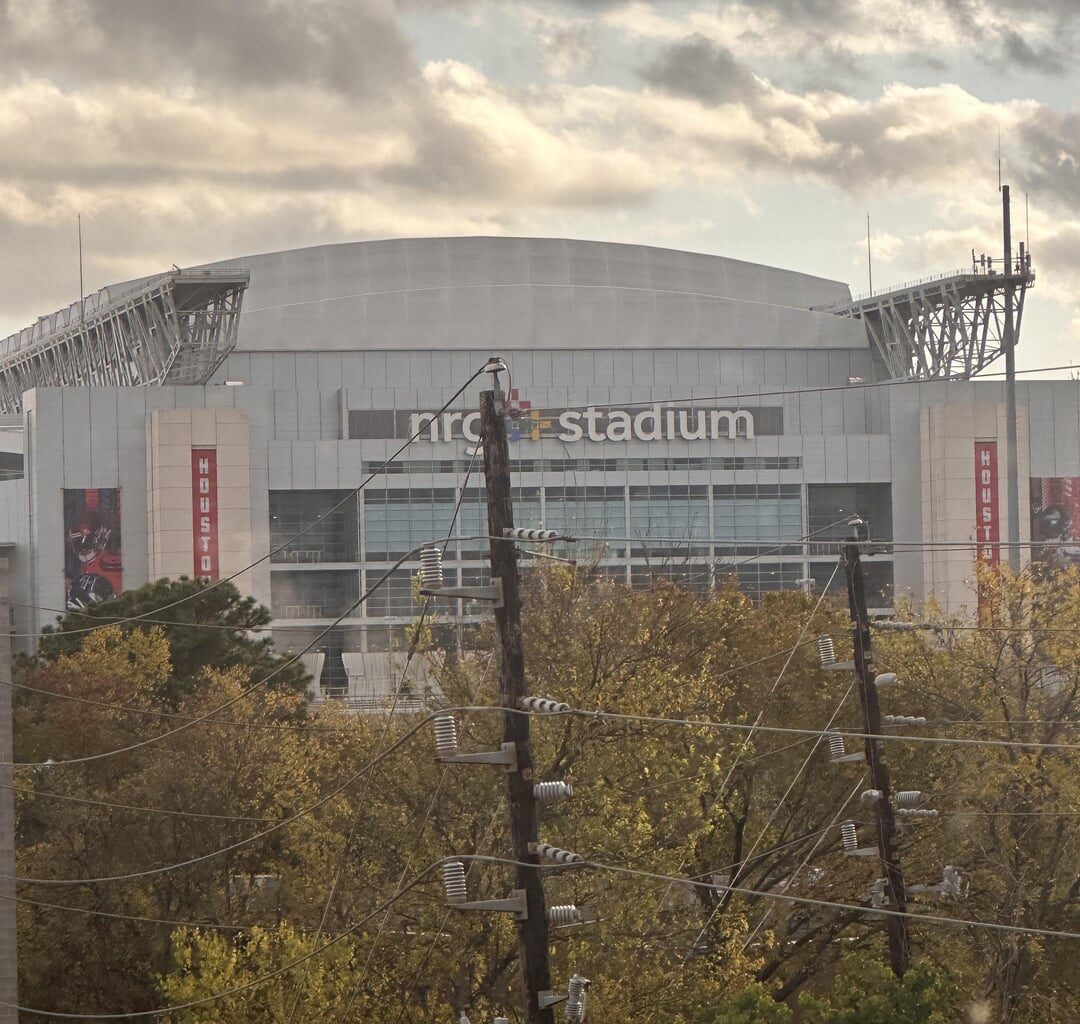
[817, 264, 1035, 380]
[0, 269, 249, 414]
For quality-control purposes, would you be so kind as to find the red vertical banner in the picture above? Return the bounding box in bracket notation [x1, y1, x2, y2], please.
[975, 441, 1000, 567]
[191, 449, 219, 582]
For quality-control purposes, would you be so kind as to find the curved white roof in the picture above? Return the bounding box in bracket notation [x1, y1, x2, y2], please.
[194, 237, 866, 353]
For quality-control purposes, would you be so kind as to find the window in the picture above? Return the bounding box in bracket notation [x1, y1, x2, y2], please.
[269, 491, 358, 563]
[628, 485, 709, 555]
[458, 488, 542, 559]
[807, 484, 893, 554]
[365, 568, 423, 618]
[270, 570, 359, 620]
[714, 561, 805, 602]
[712, 485, 802, 554]
[544, 487, 626, 546]
[363, 489, 457, 560]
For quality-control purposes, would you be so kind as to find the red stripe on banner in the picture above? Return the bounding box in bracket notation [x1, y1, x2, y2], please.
[191, 449, 219, 582]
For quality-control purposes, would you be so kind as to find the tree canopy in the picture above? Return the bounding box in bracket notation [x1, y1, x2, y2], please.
[12, 566, 1080, 1022]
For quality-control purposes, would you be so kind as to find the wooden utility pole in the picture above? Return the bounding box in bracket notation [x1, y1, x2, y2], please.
[480, 387, 555, 1024]
[843, 535, 910, 978]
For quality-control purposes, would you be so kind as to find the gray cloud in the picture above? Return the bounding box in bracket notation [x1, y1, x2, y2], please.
[641, 34, 760, 104]
[0, 0, 416, 96]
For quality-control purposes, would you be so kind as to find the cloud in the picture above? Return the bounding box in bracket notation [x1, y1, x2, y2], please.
[0, 0, 416, 96]
[641, 34, 761, 104]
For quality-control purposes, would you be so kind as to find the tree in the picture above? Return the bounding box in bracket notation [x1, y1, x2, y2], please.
[34, 577, 310, 703]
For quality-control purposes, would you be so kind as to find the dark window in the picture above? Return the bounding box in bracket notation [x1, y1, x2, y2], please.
[348, 410, 397, 439]
[270, 569, 359, 620]
[269, 491, 358, 563]
[807, 484, 892, 554]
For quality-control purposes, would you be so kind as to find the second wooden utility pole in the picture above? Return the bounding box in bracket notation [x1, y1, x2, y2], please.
[843, 531, 910, 979]
[480, 386, 555, 1024]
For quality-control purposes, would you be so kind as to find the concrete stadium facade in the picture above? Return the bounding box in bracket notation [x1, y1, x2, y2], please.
[1, 236, 1078, 697]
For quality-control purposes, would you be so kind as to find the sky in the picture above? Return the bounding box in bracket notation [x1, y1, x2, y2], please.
[0, 0, 1078, 374]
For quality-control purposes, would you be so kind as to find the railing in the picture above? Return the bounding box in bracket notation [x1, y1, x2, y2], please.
[845, 268, 972, 304]
[0, 268, 247, 358]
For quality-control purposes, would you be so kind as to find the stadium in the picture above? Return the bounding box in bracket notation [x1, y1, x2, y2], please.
[0, 235, 1074, 699]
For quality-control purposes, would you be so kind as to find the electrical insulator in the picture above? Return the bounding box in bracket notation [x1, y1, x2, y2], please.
[940, 865, 966, 898]
[534, 780, 573, 803]
[503, 527, 562, 542]
[894, 790, 927, 808]
[535, 843, 583, 865]
[433, 715, 459, 758]
[521, 696, 571, 714]
[495, 1018, 509, 1024]
[874, 672, 898, 688]
[860, 788, 883, 807]
[841, 820, 858, 853]
[827, 729, 846, 760]
[882, 715, 927, 727]
[420, 546, 444, 589]
[868, 878, 887, 910]
[547, 905, 585, 925]
[896, 808, 938, 819]
[817, 636, 836, 667]
[441, 861, 468, 904]
[565, 975, 589, 1023]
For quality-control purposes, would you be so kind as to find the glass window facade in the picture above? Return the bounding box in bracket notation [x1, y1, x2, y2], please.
[363, 488, 457, 560]
[628, 485, 709, 555]
[544, 486, 626, 544]
[269, 490, 358, 563]
[811, 559, 894, 608]
[807, 484, 893, 554]
[365, 568, 423, 618]
[458, 488, 542, 559]
[712, 485, 802, 554]
[270, 570, 360, 620]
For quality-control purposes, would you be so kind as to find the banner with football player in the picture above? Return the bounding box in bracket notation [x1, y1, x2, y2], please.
[63, 488, 123, 609]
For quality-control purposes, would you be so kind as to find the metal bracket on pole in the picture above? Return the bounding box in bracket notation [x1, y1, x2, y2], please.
[420, 578, 504, 608]
[437, 741, 518, 772]
[452, 889, 528, 919]
[537, 992, 568, 1010]
[844, 846, 879, 859]
[822, 660, 856, 672]
[831, 751, 867, 764]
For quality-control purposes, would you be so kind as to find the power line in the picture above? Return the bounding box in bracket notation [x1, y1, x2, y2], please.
[4, 707, 445, 887]
[539, 360, 1080, 415]
[687, 676, 857, 956]
[458, 855, 1080, 943]
[557, 707, 1080, 752]
[0, 864, 444, 1019]
[0, 891, 252, 933]
[0, 782, 283, 823]
[740, 775, 866, 952]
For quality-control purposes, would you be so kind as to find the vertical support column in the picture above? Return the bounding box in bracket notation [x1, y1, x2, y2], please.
[0, 557, 18, 1021]
[844, 539, 909, 979]
[1002, 185, 1021, 573]
[481, 389, 555, 1024]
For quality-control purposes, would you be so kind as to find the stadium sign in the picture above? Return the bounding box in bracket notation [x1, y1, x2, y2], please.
[409, 403, 756, 445]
